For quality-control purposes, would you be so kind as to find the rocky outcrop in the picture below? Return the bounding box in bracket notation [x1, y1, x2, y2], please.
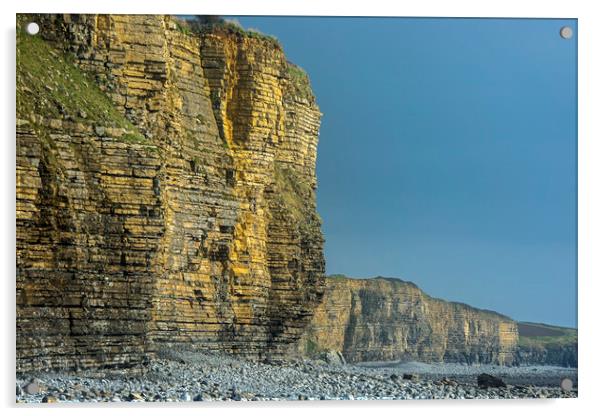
[516, 322, 577, 367]
[516, 344, 577, 368]
[16, 14, 324, 372]
[298, 276, 518, 365]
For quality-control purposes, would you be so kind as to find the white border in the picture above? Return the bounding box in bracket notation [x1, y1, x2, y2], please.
[2, 1, 600, 415]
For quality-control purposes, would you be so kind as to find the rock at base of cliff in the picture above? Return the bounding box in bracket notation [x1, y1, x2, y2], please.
[321, 350, 346, 366]
[477, 373, 507, 389]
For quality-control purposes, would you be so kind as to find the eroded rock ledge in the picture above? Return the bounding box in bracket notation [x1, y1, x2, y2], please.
[16, 14, 325, 371]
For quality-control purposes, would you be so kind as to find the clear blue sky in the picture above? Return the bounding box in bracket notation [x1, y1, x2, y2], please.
[232, 17, 577, 328]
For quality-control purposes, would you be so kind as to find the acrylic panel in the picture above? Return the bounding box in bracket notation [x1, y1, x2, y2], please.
[15, 14, 577, 402]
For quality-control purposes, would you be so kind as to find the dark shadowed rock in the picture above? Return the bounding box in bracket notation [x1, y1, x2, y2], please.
[477, 373, 506, 388]
[439, 377, 458, 386]
[42, 395, 58, 403]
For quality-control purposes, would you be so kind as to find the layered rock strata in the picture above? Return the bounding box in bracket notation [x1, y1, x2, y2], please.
[16, 14, 324, 371]
[516, 322, 577, 367]
[516, 343, 577, 368]
[298, 276, 518, 365]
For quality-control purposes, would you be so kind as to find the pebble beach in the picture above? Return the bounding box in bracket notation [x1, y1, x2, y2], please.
[16, 351, 577, 403]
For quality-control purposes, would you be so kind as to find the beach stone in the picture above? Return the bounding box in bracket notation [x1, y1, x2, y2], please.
[128, 392, 144, 401]
[42, 395, 58, 403]
[23, 380, 42, 395]
[322, 350, 346, 365]
[440, 377, 458, 386]
[94, 125, 105, 136]
[477, 373, 507, 388]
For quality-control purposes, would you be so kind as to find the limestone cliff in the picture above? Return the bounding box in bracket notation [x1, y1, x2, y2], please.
[16, 14, 324, 372]
[298, 276, 518, 365]
[516, 322, 577, 367]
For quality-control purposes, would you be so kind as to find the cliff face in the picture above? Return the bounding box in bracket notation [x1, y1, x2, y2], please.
[16, 14, 324, 372]
[516, 344, 577, 368]
[516, 322, 577, 367]
[298, 276, 518, 365]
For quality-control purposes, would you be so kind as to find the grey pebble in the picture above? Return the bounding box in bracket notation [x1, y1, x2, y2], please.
[23, 380, 42, 395]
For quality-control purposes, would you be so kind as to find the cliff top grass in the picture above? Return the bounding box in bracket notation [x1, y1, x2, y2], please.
[518, 322, 577, 348]
[286, 62, 315, 102]
[175, 16, 281, 49]
[16, 23, 146, 144]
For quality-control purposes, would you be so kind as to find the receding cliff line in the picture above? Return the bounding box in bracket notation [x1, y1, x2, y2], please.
[16, 14, 324, 371]
[516, 322, 577, 367]
[298, 276, 519, 365]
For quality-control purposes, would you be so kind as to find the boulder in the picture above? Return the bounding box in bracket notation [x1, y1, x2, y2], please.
[439, 377, 458, 386]
[477, 373, 506, 388]
[23, 379, 43, 395]
[41, 395, 58, 403]
[322, 350, 346, 365]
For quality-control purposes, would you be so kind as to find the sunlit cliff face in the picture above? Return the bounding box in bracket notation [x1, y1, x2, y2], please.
[16, 14, 324, 371]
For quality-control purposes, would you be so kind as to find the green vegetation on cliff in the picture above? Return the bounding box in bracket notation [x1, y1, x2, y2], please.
[176, 16, 281, 48]
[16, 24, 146, 144]
[518, 322, 577, 348]
[517, 322, 577, 367]
[286, 63, 315, 102]
[273, 162, 322, 231]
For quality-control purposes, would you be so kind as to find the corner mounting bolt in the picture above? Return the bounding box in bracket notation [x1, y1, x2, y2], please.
[26, 22, 40, 35]
[560, 26, 573, 39]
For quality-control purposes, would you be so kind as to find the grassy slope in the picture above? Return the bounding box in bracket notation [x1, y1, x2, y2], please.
[16, 23, 146, 145]
[517, 322, 577, 348]
[175, 17, 281, 48]
[286, 63, 315, 102]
